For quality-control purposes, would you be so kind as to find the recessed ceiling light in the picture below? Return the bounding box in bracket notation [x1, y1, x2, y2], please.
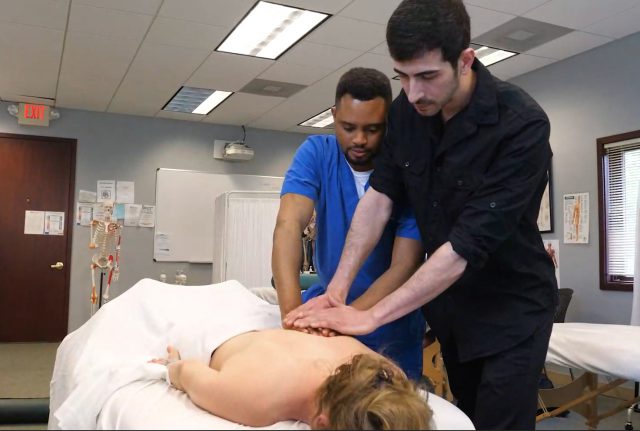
[300, 107, 334, 128]
[472, 44, 518, 66]
[163, 86, 232, 115]
[216, 1, 329, 60]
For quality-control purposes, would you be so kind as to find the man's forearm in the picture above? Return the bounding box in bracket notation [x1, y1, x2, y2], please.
[328, 188, 392, 300]
[272, 223, 304, 317]
[369, 242, 467, 326]
[350, 237, 422, 310]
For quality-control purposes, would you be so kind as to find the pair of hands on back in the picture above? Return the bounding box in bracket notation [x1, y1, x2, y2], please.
[281, 289, 377, 337]
[282, 292, 342, 337]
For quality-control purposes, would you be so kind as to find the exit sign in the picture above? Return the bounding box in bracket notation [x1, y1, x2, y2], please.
[18, 103, 50, 127]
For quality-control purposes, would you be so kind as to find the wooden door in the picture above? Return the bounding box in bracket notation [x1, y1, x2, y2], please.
[0, 133, 76, 342]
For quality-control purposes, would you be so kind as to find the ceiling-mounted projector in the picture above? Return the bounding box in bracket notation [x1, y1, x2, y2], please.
[213, 140, 254, 161]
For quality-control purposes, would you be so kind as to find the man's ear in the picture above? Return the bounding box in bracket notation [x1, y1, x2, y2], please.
[459, 47, 475, 74]
[311, 412, 330, 430]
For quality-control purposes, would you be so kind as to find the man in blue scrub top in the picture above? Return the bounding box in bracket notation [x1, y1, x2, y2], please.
[271, 67, 426, 380]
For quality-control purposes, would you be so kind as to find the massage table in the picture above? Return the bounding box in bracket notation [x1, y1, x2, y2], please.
[49, 278, 474, 430]
[538, 322, 640, 429]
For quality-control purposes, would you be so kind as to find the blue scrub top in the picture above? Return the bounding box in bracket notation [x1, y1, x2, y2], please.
[281, 135, 426, 380]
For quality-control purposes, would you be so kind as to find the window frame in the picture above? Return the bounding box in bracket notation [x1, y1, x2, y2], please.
[597, 129, 640, 292]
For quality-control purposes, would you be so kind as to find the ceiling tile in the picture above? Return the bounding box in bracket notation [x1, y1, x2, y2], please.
[187, 52, 273, 91]
[583, 5, 640, 39]
[466, 4, 515, 38]
[473, 17, 573, 53]
[463, 0, 549, 16]
[524, 0, 639, 30]
[280, 41, 361, 70]
[108, 43, 211, 115]
[487, 53, 557, 81]
[0, 22, 63, 100]
[145, 17, 228, 50]
[259, 62, 333, 86]
[74, 0, 162, 15]
[203, 93, 285, 126]
[339, 52, 396, 78]
[69, 3, 153, 41]
[56, 32, 139, 111]
[306, 16, 385, 51]
[338, 0, 402, 24]
[158, 0, 254, 27]
[525, 31, 613, 60]
[369, 42, 388, 56]
[0, 0, 69, 30]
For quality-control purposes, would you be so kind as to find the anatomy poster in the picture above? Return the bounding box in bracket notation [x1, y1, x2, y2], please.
[544, 239, 560, 288]
[563, 193, 589, 244]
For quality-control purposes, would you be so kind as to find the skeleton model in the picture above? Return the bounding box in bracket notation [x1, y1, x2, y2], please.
[89, 201, 122, 315]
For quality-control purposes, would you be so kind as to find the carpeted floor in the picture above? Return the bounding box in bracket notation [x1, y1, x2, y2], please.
[0, 343, 58, 399]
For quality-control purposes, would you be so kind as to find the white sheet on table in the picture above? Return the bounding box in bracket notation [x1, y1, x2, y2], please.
[546, 322, 640, 382]
[49, 278, 283, 430]
[97, 379, 474, 430]
[50, 278, 474, 431]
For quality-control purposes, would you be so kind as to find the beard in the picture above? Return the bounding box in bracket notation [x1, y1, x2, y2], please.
[412, 76, 460, 117]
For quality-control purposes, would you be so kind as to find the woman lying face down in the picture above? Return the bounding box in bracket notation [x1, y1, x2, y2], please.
[151, 328, 431, 430]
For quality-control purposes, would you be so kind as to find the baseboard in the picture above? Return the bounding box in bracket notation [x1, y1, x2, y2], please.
[0, 398, 49, 425]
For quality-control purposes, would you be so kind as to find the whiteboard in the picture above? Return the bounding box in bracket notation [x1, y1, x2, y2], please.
[154, 169, 284, 262]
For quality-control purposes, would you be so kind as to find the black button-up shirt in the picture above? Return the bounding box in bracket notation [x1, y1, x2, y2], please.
[370, 59, 558, 361]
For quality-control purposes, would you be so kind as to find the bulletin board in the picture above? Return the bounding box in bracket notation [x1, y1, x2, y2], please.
[154, 168, 284, 262]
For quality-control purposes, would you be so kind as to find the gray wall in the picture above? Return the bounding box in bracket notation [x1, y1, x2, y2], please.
[0, 104, 306, 331]
[511, 32, 640, 324]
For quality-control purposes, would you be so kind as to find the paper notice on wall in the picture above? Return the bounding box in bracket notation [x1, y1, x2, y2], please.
[138, 205, 156, 228]
[97, 180, 116, 202]
[79, 190, 97, 203]
[124, 204, 142, 227]
[563, 193, 589, 244]
[44, 211, 65, 235]
[114, 203, 125, 220]
[93, 203, 106, 221]
[116, 181, 135, 204]
[24, 210, 45, 234]
[76, 203, 93, 226]
[154, 233, 171, 256]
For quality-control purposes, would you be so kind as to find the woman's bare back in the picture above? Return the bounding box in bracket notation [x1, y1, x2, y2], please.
[206, 329, 379, 423]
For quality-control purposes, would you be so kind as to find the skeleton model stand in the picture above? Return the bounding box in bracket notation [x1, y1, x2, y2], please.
[89, 201, 122, 315]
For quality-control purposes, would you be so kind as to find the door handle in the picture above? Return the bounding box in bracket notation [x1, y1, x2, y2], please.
[50, 262, 64, 270]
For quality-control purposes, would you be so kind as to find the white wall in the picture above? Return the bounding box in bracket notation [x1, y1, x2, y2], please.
[511, 32, 640, 324]
[0, 103, 306, 331]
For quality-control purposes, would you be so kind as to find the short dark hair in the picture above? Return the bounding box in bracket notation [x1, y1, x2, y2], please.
[387, 0, 470, 68]
[335, 67, 392, 107]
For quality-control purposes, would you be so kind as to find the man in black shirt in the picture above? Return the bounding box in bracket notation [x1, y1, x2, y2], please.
[285, 0, 558, 429]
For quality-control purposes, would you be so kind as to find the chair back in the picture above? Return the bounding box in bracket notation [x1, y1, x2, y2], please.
[554, 288, 574, 323]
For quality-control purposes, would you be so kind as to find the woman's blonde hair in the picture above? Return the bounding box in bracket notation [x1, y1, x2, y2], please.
[315, 354, 432, 430]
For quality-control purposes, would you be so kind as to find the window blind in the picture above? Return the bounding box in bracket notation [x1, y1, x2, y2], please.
[604, 139, 640, 279]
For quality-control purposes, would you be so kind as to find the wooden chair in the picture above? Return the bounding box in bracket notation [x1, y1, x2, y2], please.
[422, 340, 454, 402]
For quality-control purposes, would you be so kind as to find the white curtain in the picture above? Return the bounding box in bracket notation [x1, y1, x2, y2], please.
[225, 195, 280, 287]
[632, 180, 640, 325]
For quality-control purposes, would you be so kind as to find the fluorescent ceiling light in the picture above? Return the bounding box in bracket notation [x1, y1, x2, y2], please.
[473, 45, 518, 66]
[217, 1, 329, 60]
[163, 86, 232, 115]
[300, 108, 334, 128]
